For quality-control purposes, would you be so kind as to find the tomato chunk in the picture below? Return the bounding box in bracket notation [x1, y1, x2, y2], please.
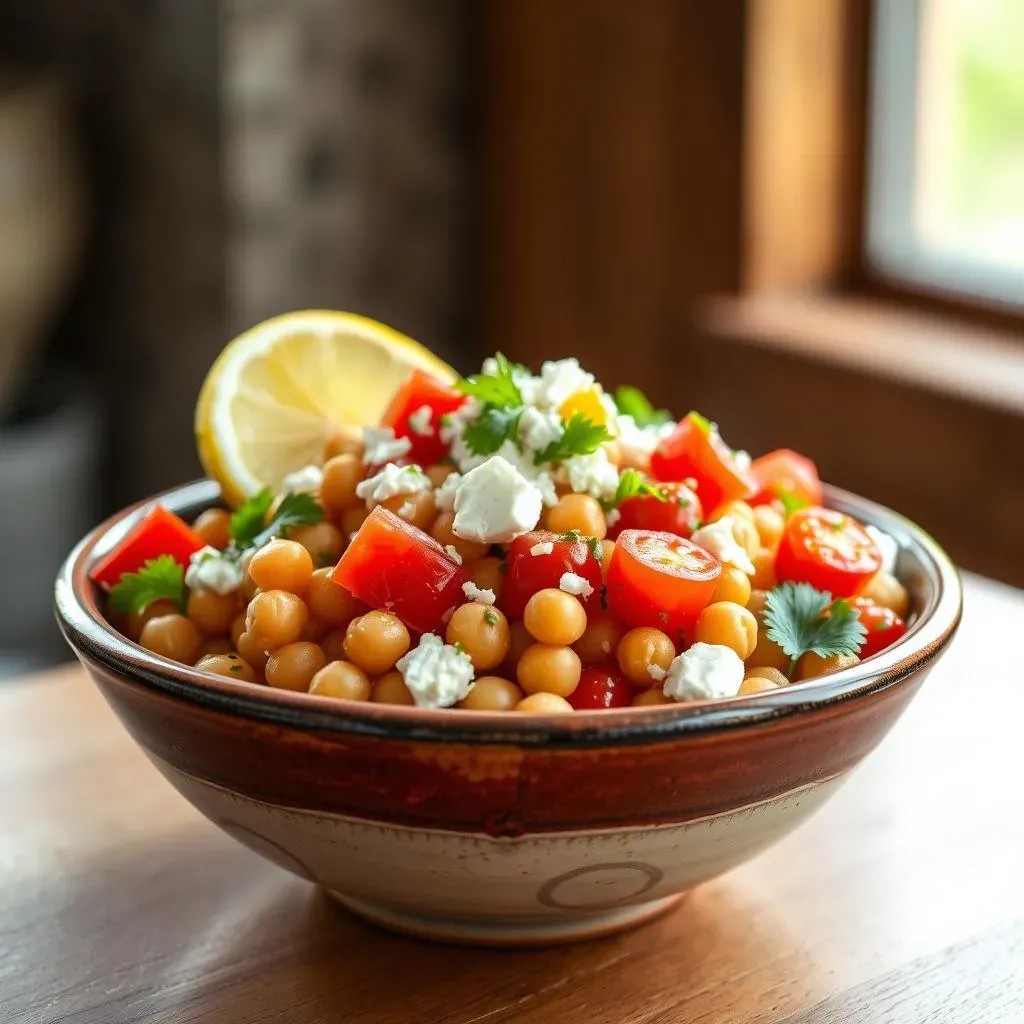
[90, 505, 206, 589]
[650, 413, 756, 511]
[750, 449, 823, 508]
[380, 369, 468, 467]
[775, 507, 881, 598]
[499, 531, 603, 619]
[851, 597, 908, 659]
[568, 664, 634, 710]
[332, 506, 467, 633]
[605, 529, 721, 632]
[611, 482, 702, 539]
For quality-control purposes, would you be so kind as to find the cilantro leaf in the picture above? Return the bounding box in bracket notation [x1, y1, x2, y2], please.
[109, 555, 187, 616]
[586, 536, 603, 561]
[778, 490, 809, 517]
[612, 468, 667, 506]
[229, 489, 275, 548]
[248, 492, 325, 551]
[763, 582, 867, 676]
[462, 406, 522, 456]
[613, 385, 672, 427]
[456, 352, 523, 408]
[533, 413, 611, 465]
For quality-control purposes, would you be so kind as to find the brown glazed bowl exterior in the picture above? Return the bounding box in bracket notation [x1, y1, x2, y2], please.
[55, 480, 961, 945]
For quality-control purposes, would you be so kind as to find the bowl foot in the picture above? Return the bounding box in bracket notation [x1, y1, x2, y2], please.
[325, 889, 686, 947]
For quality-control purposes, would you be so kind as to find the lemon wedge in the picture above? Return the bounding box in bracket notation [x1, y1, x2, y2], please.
[195, 310, 457, 506]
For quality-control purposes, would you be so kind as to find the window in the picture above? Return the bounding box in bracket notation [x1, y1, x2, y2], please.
[867, 0, 1024, 306]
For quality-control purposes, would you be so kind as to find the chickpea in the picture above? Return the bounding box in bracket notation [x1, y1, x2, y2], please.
[192, 508, 232, 550]
[309, 660, 372, 700]
[746, 589, 769, 617]
[196, 652, 256, 682]
[426, 464, 455, 487]
[322, 427, 363, 462]
[320, 453, 364, 515]
[795, 651, 859, 681]
[265, 641, 327, 691]
[139, 614, 202, 665]
[344, 611, 411, 674]
[745, 666, 790, 687]
[187, 588, 240, 637]
[859, 571, 910, 618]
[230, 613, 247, 649]
[710, 565, 752, 607]
[750, 548, 778, 591]
[617, 627, 675, 687]
[693, 602, 758, 659]
[542, 493, 607, 540]
[304, 568, 357, 627]
[523, 589, 587, 646]
[430, 511, 489, 562]
[708, 500, 755, 526]
[446, 603, 510, 671]
[340, 506, 369, 537]
[199, 637, 234, 658]
[752, 506, 785, 551]
[739, 675, 781, 695]
[380, 491, 437, 532]
[600, 539, 615, 576]
[248, 538, 314, 594]
[458, 676, 523, 711]
[573, 612, 626, 665]
[371, 670, 415, 705]
[470, 557, 504, 598]
[236, 630, 271, 671]
[502, 620, 534, 675]
[745, 628, 790, 673]
[126, 598, 178, 640]
[289, 521, 344, 567]
[515, 692, 574, 714]
[633, 688, 672, 706]
[245, 590, 309, 648]
[516, 644, 582, 698]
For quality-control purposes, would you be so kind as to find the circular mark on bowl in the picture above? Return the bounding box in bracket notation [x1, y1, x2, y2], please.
[217, 818, 318, 881]
[537, 862, 663, 911]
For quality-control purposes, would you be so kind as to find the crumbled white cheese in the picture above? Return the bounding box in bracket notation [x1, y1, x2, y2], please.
[606, 508, 622, 528]
[185, 546, 245, 595]
[662, 643, 744, 701]
[362, 425, 413, 466]
[444, 544, 463, 565]
[396, 633, 475, 708]
[407, 404, 434, 437]
[281, 464, 323, 493]
[614, 415, 674, 467]
[530, 541, 554, 556]
[647, 663, 667, 683]
[452, 456, 543, 543]
[559, 572, 594, 599]
[562, 447, 620, 502]
[462, 581, 496, 605]
[434, 472, 462, 511]
[732, 450, 752, 472]
[530, 358, 595, 410]
[690, 516, 755, 575]
[397, 501, 416, 519]
[865, 524, 899, 575]
[518, 406, 564, 451]
[355, 462, 432, 505]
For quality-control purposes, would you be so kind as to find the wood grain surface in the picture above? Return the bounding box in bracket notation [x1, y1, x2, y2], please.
[3, 572, 1023, 1024]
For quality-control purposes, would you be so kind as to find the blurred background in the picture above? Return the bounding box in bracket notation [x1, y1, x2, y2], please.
[1, 0, 1022, 675]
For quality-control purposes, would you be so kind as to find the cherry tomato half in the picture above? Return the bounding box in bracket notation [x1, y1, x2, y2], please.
[332, 505, 467, 633]
[568, 664, 634, 709]
[611, 482, 702, 540]
[775, 507, 881, 598]
[650, 412, 756, 511]
[852, 597, 908, 659]
[499, 530, 603, 619]
[750, 449, 823, 508]
[605, 529, 721, 632]
[380, 369, 468, 467]
[90, 505, 207, 589]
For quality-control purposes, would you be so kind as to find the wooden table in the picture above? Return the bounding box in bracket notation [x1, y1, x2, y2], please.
[4, 573, 1023, 1024]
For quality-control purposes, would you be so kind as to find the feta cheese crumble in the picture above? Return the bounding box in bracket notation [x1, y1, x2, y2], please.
[433, 472, 462, 511]
[731, 449, 752, 472]
[281, 464, 323, 492]
[396, 633, 475, 708]
[614, 415, 675, 467]
[530, 541, 554, 556]
[662, 643, 744, 701]
[865, 524, 899, 575]
[517, 406, 564, 451]
[462, 581, 496, 605]
[444, 544, 463, 565]
[355, 462, 432, 505]
[185, 547, 245, 595]
[452, 456, 543, 543]
[407, 404, 433, 437]
[362, 426, 412, 466]
[647, 663, 667, 683]
[690, 516, 756, 575]
[562, 447, 620, 502]
[559, 572, 594, 599]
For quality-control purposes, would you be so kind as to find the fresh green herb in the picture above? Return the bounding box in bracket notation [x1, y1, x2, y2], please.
[246, 492, 325, 551]
[687, 411, 715, 437]
[483, 608, 499, 626]
[778, 490, 809, 517]
[763, 582, 867, 677]
[586, 536, 603, 561]
[455, 353, 524, 408]
[108, 555, 187, 616]
[533, 413, 611, 465]
[613, 385, 672, 427]
[612, 468, 667, 506]
[462, 405, 523, 456]
[676, 495, 690, 508]
[453, 641, 467, 655]
[229, 489, 275, 548]
[559, 530, 582, 543]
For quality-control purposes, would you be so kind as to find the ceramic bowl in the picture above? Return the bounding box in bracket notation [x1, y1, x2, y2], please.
[56, 480, 961, 945]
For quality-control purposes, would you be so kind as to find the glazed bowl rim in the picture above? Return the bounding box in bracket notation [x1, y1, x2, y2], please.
[55, 479, 962, 747]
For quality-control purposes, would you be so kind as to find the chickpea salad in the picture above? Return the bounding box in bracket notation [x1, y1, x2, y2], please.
[92, 318, 911, 713]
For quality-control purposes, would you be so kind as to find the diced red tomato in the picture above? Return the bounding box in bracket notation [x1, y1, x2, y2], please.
[332, 506, 467, 633]
[90, 505, 206, 589]
[649, 413, 756, 511]
[499, 531, 603, 619]
[750, 449, 823, 508]
[568, 664, 634, 710]
[605, 529, 721, 632]
[380, 369, 468, 467]
[851, 597, 908, 659]
[775, 507, 882, 598]
[610, 482, 702, 540]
